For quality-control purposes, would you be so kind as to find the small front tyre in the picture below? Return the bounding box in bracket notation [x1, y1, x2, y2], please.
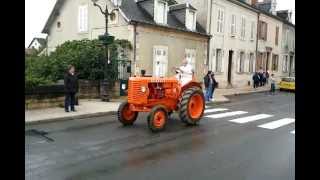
[148, 106, 168, 132]
[118, 101, 138, 126]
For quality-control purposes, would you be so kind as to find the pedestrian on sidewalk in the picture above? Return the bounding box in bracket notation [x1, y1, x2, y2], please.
[252, 72, 260, 89]
[203, 70, 213, 102]
[270, 74, 276, 95]
[262, 72, 267, 86]
[210, 72, 218, 101]
[64, 65, 79, 112]
[258, 68, 263, 87]
[266, 70, 270, 85]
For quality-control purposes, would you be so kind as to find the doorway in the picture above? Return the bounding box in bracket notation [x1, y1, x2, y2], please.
[227, 50, 233, 85]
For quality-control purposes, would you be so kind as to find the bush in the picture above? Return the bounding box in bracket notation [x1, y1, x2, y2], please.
[25, 39, 132, 90]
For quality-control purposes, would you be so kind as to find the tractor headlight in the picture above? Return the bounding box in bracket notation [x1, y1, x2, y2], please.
[141, 86, 147, 93]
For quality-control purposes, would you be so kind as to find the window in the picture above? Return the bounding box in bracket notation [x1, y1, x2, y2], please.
[249, 53, 254, 73]
[240, 16, 246, 40]
[275, 26, 279, 46]
[186, 10, 196, 31]
[231, 14, 236, 36]
[78, 5, 88, 32]
[153, 46, 168, 77]
[258, 21, 267, 40]
[238, 52, 245, 73]
[272, 54, 279, 71]
[155, 1, 167, 24]
[109, 11, 118, 24]
[217, 9, 224, 33]
[57, 21, 61, 29]
[215, 49, 222, 72]
[185, 49, 196, 69]
[250, 21, 255, 40]
[282, 55, 288, 72]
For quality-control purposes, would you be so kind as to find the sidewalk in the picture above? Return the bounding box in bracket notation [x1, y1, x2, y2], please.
[25, 86, 271, 125]
[25, 99, 123, 125]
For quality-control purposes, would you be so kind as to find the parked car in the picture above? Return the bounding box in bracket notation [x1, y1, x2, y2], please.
[279, 77, 295, 91]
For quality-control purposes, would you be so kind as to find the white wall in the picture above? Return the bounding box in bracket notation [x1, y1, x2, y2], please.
[46, 0, 131, 53]
[208, 0, 258, 88]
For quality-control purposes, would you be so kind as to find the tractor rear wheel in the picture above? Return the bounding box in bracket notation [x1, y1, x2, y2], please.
[179, 88, 205, 125]
[147, 105, 168, 132]
[118, 101, 138, 126]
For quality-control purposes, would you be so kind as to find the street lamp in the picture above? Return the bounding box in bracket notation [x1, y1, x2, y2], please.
[91, 0, 122, 101]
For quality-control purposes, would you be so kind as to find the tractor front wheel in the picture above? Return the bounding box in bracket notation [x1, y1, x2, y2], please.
[179, 88, 205, 125]
[118, 101, 138, 126]
[147, 105, 168, 132]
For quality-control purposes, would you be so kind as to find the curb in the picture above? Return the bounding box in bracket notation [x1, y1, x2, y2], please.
[25, 111, 117, 126]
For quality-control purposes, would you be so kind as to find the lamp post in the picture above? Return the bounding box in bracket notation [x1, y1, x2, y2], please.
[91, 0, 122, 101]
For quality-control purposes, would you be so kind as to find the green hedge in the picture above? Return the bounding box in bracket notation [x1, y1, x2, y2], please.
[25, 39, 131, 90]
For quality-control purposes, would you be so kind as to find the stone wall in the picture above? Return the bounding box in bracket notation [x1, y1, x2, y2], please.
[26, 80, 101, 110]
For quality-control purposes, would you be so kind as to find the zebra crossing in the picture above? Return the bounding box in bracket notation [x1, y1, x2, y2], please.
[204, 106, 295, 134]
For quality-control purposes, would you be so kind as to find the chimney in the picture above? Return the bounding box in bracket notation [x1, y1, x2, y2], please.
[270, 0, 277, 15]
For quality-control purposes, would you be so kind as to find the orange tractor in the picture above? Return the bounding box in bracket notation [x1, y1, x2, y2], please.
[117, 75, 205, 132]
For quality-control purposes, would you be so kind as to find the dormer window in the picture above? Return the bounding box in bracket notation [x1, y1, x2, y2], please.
[186, 9, 196, 31]
[155, 0, 168, 24]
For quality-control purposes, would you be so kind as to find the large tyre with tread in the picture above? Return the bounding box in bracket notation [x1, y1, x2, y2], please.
[147, 105, 168, 132]
[179, 88, 205, 125]
[118, 101, 138, 126]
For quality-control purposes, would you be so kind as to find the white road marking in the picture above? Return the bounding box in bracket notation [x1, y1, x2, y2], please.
[229, 114, 273, 124]
[205, 111, 248, 119]
[204, 108, 228, 113]
[258, 118, 295, 129]
[291, 130, 295, 134]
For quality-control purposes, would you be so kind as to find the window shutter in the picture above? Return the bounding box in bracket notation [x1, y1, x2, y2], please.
[236, 54, 240, 72]
[83, 5, 88, 32]
[221, 11, 224, 33]
[78, 6, 82, 32]
[265, 23, 268, 41]
[217, 10, 220, 32]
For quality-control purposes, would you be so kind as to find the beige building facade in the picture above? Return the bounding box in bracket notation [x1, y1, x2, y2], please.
[177, 0, 295, 87]
[42, 0, 209, 82]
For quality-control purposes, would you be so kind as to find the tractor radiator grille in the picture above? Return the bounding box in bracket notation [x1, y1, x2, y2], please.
[128, 81, 145, 103]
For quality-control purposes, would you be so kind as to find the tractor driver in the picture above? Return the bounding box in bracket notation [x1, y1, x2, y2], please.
[173, 58, 194, 86]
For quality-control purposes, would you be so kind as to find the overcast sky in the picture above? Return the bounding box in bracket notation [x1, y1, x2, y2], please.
[25, 0, 295, 47]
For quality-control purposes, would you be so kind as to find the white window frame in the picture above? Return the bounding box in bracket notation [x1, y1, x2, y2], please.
[154, 0, 168, 24]
[78, 4, 88, 33]
[215, 49, 223, 72]
[249, 53, 255, 73]
[153, 45, 168, 77]
[186, 9, 196, 31]
[240, 16, 246, 40]
[231, 14, 236, 37]
[272, 54, 279, 72]
[282, 55, 288, 73]
[185, 48, 196, 70]
[217, 9, 224, 33]
[239, 52, 245, 73]
[250, 21, 255, 41]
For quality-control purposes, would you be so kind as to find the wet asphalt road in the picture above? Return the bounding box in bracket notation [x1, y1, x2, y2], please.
[25, 91, 295, 180]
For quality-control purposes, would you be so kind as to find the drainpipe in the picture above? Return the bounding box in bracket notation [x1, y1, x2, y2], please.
[133, 22, 137, 76]
[207, 0, 213, 69]
[255, 12, 260, 71]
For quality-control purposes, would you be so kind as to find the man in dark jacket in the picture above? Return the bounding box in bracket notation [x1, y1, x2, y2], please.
[210, 73, 218, 100]
[203, 70, 213, 102]
[252, 72, 260, 89]
[64, 65, 78, 112]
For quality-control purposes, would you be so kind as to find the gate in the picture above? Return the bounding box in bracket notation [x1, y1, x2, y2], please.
[118, 60, 131, 96]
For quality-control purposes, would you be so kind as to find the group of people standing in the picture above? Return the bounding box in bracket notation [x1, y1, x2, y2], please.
[203, 71, 218, 102]
[252, 68, 276, 95]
